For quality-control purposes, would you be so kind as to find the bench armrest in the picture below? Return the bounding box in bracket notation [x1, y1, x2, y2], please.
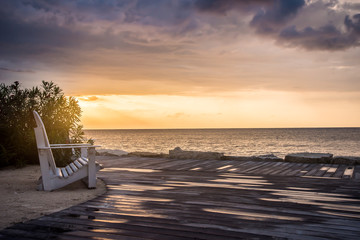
[38, 144, 100, 150]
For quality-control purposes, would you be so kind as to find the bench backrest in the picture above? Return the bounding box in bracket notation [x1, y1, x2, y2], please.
[33, 111, 57, 174]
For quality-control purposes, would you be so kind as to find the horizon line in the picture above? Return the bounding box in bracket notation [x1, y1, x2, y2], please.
[83, 126, 360, 131]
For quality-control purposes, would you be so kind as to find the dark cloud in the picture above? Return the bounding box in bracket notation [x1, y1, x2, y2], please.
[279, 24, 353, 50]
[0, 0, 191, 67]
[194, 0, 272, 14]
[345, 13, 360, 34]
[244, 0, 360, 51]
[193, 0, 305, 27]
[0, 13, 82, 48]
[192, 0, 360, 51]
[250, 0, 305, 34]
[277, 13, 360, 50]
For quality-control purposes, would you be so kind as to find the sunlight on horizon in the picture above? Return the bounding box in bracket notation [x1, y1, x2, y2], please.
[77, 91, 360, 129]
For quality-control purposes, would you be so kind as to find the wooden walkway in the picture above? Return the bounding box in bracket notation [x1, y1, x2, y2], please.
[1, 156, 360, 239]
[102, 157, 360, 179]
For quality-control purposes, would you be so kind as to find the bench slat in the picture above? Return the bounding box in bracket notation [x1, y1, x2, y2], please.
[65, 165, 73, 176]
[55, 168, 62, 177]
[70, 163, 78, 172]
[74, 160, 82, 168]
[61, 168, 68, 178]
[78, 158, 88, 166]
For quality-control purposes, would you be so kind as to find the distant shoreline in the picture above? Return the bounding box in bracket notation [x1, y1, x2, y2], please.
[99, 149, 360, 165]
[85, 127, 360, 131]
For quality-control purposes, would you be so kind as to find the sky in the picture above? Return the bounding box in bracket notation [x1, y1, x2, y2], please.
[0, 0, 360, 129]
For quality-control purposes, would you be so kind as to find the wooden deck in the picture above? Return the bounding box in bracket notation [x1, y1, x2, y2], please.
[1, 156, 360, 239]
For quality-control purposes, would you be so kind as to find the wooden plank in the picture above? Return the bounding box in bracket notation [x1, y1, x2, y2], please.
[214, 161, 244, 172]
[175, 160, 211, 171]
[202, 161, 232, 172]
[251, 161, 283, 174]
[167, 160, 219, 171]
[333, 165, 349, 178]
[295, 164, 316, 177]
[323, 164, 339, 178]
[255, 162, 283, 175]
[231, 160, 260, 169]
[304, 164, 325, 177]
[313, 165, 332, 177]
[242, 162, 274, 174]
[136, 159, 176, 169]
[195, 160, 227, 171]
[279, 163, 303, 176]
[269, 162, 296, 175]
[235, 161, 261, 173]
[216, 164, 234, 172]
[148, 159, 193, 170]
[216, 161, 251, 173]
[200, 160, 238, 171]
[273, 163, 296, 176]
[285, 163, 310, 176]
[103, 157, 152, 168]
[261, 162, 287, 175]
[129, 158, 173, 169]
[353, 165, 360, 180]
[343, 166, 355, 179]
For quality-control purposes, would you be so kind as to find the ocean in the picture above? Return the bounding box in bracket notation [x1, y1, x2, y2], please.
[84, 128, 360, 158]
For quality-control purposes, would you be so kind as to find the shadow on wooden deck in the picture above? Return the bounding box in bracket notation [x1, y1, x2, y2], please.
[1, 156, 360, 239]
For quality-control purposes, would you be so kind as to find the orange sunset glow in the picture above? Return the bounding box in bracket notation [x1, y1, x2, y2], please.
[1, 0, 360, 129]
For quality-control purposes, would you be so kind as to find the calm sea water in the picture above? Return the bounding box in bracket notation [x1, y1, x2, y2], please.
[84, 128, 360, 158]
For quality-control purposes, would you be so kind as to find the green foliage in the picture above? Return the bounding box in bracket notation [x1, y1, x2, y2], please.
[0, 81, 86, 167]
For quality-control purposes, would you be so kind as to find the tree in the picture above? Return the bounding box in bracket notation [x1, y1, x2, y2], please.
[0, 81, 86, 167]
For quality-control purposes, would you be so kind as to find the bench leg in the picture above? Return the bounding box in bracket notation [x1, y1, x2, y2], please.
[87, 147, 97, 188]
[38, 149, 53, 191]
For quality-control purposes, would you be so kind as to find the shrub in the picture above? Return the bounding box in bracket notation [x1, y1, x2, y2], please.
[0, 81, 86, 167]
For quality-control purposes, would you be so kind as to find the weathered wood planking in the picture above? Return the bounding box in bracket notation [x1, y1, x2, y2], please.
[1, 156, 360, 240]
[103, 157, 357, 179]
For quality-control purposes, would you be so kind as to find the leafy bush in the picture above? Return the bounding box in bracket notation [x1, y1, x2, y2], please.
[0, 81, 86, 167]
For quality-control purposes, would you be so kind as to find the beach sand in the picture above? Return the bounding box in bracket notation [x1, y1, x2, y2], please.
[0, 164, 106, 230]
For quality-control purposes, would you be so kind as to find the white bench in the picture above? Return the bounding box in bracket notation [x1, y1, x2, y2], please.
[33, 111, 102, 191]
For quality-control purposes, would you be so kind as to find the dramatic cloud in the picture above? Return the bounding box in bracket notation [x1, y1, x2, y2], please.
[0, 0, 359, 94]
[194, 0, 272, 14]
[345, 13, 360, 34]
[278, 14, 360, 50]
[0, 0, 359, 128]
[250, 0, 306, 34]
[194, 0, 360, 51]
[0, 0, 359, 57]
